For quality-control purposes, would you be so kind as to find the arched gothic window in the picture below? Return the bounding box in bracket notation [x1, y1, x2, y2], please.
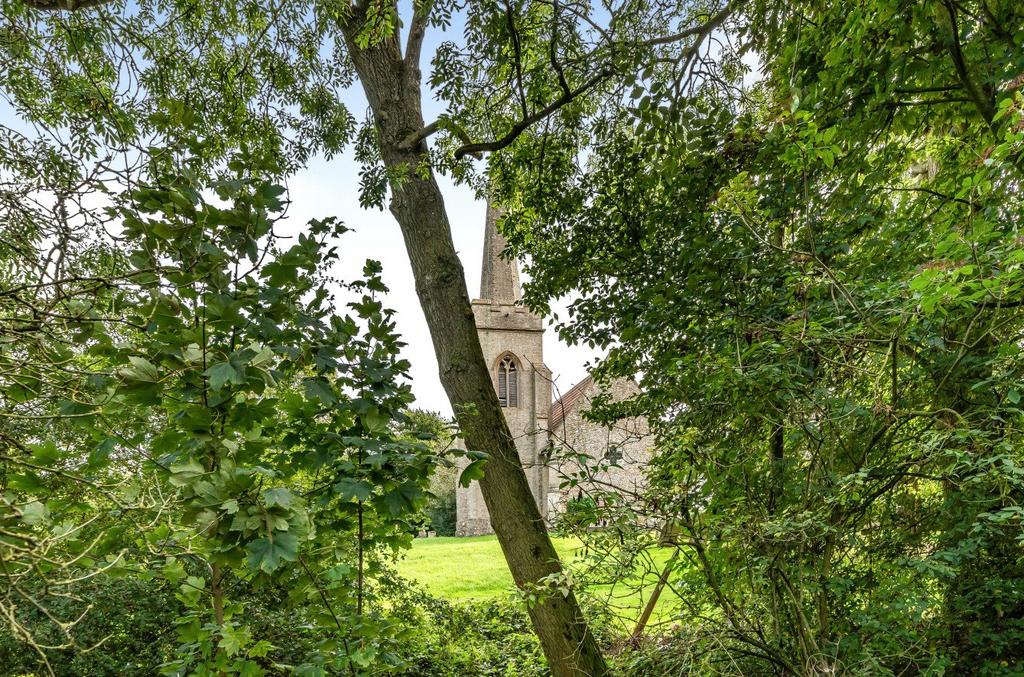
[497, 356, 518, 408]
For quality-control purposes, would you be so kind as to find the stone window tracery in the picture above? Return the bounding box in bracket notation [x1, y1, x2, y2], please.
[497, 355, 518, 407]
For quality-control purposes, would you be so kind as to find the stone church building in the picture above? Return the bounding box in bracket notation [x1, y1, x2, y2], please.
[455, 206, 653, 537]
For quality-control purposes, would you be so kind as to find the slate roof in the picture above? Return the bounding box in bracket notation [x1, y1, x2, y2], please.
[549, 375, 593, 429]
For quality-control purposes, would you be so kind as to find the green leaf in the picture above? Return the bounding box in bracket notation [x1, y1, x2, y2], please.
[182, 343, 204, 363]
[332, 478, 373, 502]
[162, 558, 186, 583]
[303, 377, 336, 404]
[9, 471, 44, 492]
[230, 512, 259, 533]
[219, 623, 252, 657]
[19, 500, 48, 526]
[262, 487, 295, 509]
[361, 406, 388, 435]
[381, 483, 422, 516]
[205, 361, 238, 390]
[3, 379, 38, 403]
[168, 458, 207, 486]
[29, 441, 61, 465]
[178, 576, 205, 607]
[246, 532, 299, 573]
[248, 639, 273, 658]
[89, 437, 116, 466]
[250, 345, 274, 367]
[127, 355, 159, 382]
[459, 458, 488, 487]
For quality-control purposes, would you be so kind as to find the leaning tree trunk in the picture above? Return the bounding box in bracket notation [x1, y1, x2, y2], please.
[340, 21, 608, 677]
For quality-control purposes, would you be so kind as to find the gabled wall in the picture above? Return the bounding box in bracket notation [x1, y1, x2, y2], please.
[546, 378, 653, 520]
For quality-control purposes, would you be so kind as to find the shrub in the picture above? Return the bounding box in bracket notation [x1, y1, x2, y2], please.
[426, 487, 457, 536]
[0, 576, 177, 675]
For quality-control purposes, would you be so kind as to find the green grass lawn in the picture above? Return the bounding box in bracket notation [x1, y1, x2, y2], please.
[396, 535, 679, 628]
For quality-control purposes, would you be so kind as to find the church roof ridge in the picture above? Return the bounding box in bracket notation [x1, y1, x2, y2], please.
[549, 374, 594, 428]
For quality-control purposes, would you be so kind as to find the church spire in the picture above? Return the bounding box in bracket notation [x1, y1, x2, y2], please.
[478, 202, 522, 303]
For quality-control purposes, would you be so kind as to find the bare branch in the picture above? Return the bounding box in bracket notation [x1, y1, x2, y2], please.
[446, 3, 733, 160]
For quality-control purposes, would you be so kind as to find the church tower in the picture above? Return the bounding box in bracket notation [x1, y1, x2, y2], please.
[455, 204, 552, 536]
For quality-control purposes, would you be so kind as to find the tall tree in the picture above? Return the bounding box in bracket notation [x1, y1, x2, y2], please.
[334, 4, 735, 673]
[494, 0, 1024, 672]
[2, 1, 734, 672]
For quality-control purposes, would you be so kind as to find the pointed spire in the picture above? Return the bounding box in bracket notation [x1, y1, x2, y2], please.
[479, 202, 522, 303]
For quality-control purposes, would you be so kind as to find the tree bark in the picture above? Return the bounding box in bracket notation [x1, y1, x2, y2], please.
[339, 18, 608, 677]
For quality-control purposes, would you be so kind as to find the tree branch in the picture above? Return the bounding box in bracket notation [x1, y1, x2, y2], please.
[453, 69, 610, 159]
[549, 0, 571, 97]
[940, 1, 996, 126]
[23, 0, 109, 9]
[405, 0, 432, 67]
[504, 0, 530, 119]
[634, 3, 733, 49]
[447, 3, 731, 160]
[398, 116, 481, 157]
[401, 2, 731, 160]
[970, 0, 1017, 50]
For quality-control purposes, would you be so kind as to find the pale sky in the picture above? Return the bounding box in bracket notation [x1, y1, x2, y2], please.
[0, 4, 602, 418]
[278, 5, 601, 417]
[284, 155, 599, 417]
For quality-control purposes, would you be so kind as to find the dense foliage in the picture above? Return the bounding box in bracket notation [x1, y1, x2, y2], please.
[397, 409, 459, 536]
[0, 1, 450, 672]
[494, 1, 1024, 674]
[3, 0, 1023, 674]
[0, 157, 449, 672]
[0, 568, 552, 675]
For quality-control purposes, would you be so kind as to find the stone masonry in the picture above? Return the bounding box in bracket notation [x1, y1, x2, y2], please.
[455, 204, 652, 536]
[546, 377, 651, 517]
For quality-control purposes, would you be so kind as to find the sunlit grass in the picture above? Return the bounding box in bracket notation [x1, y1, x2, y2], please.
[396, 535, 680, 628]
